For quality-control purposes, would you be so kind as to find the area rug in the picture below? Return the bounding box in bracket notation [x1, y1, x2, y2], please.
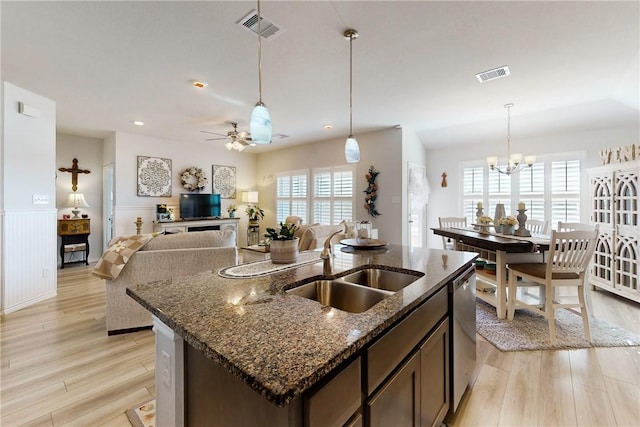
[476, 298, 640, 351]
[126, 400, 155, 427]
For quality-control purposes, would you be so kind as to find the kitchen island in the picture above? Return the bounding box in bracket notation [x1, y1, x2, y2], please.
[127, 244, 476, 426]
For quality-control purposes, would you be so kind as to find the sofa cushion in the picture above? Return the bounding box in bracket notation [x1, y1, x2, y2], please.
[143, 230, 235, 251]
[299, 224, 345, 251]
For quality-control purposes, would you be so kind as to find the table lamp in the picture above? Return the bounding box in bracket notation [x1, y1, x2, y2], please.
[66, 192, 89, 218]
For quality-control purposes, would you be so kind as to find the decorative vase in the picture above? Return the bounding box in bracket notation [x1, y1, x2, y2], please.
[269, 238, 299, 264]
[229, 211, 235, 218]
[494, 204, 505, 233]
[503, 225, 515, 235]
[249, 219, 259, 227]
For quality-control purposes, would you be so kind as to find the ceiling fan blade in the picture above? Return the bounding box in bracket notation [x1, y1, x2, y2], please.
[205, 136, 229, 141]
[200, 130, 227, 137]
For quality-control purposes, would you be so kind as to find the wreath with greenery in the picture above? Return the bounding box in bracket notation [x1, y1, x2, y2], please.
[180, 167, 208, 191]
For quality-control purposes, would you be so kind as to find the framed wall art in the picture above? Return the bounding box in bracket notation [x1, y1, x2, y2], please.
[212, 165, 236, 199]
[137, 155, 172, 197]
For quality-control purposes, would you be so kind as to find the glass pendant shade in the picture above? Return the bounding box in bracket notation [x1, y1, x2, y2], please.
[250, 103, 272, 145]
[345, 135, 360, 163]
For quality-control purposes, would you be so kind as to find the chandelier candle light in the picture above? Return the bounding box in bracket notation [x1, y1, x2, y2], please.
[486, 103, 535, 176]
[344, 29, 360, 164]
[249, 0, 272, 145]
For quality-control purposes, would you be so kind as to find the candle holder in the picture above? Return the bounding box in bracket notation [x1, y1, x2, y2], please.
[135, 217, 143, 235]
[475, 208, 484, 230]
[514, 209, 531, 237]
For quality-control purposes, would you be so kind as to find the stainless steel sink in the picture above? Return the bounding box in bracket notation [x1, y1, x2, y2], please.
[340, 268, 423, 292]
[287, 280, 393, 313]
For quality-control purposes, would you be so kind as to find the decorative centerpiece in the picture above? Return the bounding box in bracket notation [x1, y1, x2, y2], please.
[227, 204, 237, 218]
[265, 222, 299, 264]
[245, 204, 265, 226]
[180, 167, 208, 191]
[498, 216, 518, 235]
[477, 216, 493, 234]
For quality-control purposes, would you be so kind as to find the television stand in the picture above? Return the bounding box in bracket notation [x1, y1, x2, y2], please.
[153, 218, 240, 245]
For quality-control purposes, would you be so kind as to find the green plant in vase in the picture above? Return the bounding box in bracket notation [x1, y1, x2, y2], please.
[245, 205, 265, 225]
[265, 222, 300, 264]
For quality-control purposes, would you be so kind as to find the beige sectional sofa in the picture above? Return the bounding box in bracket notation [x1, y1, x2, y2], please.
[105, 230, 237, 335]
[294, 223, 346, 251]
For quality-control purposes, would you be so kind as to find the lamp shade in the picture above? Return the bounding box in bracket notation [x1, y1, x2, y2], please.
[250, 103, 272, 145]
[66, 192, 89, 208]
[345, 136, 360, 163]
[242, 191, 259, 204]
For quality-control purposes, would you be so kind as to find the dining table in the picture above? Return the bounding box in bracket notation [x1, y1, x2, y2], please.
[432, 226, 550, 318]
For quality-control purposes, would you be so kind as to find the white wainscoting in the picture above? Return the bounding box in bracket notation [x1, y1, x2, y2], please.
[2, 209, 58, 315]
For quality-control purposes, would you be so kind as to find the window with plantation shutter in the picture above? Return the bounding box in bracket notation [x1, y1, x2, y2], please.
[519, 163, 545, 220]
[462, 166, 484, 224]
[312, 166, 355, 224]
[461, 153, 583, 228]
[488, 168, 511, 219]
[550, 160, 581, 225]
[276, 170, 309, 224]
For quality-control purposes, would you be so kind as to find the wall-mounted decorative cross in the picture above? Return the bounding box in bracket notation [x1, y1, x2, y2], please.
[58, 158, 91, 192]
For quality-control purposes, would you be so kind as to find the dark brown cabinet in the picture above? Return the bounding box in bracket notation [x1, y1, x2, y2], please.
[419, 320, 449, 427]
[57, 219, 90, 268]
[367, 351, 421, 427]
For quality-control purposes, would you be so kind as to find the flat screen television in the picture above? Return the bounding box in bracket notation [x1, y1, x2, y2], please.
[180, 193, 221, 220]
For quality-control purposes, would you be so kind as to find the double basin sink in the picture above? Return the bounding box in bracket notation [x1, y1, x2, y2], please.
[286, 268, 424, 313]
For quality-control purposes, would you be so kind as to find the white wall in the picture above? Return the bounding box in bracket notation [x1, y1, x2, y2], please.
[56, 133, 104, 263]
[112, 132, 258, 245]
[2, 81, 57, 314]
[255, 127, 404, 244]
[424, 125, 639, 248]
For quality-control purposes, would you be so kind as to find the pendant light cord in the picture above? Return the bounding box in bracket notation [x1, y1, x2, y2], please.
[505, 103, 512, 161]
[349, 34, 353, 136]
[257, 0, 263, 104]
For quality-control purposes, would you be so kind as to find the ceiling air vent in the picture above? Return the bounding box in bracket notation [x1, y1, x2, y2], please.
[475, 66, 510, 83]
[238, 10, 281, 39]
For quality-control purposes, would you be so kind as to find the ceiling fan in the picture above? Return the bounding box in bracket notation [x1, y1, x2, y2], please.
[201, 122, 255, 151]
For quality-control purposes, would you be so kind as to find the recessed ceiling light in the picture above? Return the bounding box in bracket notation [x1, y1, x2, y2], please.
[133, 121, 144, 126]
[323, 124, 333, 129]
[192, 80, 208, 89]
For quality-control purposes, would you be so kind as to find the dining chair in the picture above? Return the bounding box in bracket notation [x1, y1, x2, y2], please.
[557, 221, 596, 232]
[527, 219, 549, 235]
[506, 226, 599, 344]
[438, 217, 467, 249]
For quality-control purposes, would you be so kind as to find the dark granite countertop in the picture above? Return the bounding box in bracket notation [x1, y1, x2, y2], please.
[127, 244, 476, 407]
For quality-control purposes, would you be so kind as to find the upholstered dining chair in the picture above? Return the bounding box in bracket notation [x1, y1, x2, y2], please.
[528, 219, 550, 235]
[438, 216, 467, 249]
[506, 226, 599, 344]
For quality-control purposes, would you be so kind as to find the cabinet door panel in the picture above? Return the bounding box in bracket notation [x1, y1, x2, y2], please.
[367, 351, 420, 427]
[420, 319, 449, 427]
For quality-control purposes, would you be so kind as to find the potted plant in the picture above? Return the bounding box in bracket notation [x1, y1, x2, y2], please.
[227, 204, 237, 218]
[245, 205, 265, 226]
[264, 222, 299, 264]
[498, 216, 518, 235]
[477, 215, 493, 235]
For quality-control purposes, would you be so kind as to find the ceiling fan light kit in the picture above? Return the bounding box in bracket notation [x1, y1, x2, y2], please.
[249, 0, 272, 145]
[344, 28, 360, 164]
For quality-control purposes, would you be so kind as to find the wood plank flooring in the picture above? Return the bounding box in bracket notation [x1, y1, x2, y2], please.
[1, 265, 638, 426]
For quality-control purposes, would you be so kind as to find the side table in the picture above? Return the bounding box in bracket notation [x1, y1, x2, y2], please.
[241, 245, 270, 263]
[58, 219, 90, 268]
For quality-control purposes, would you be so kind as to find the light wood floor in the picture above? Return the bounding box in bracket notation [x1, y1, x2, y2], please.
[1, 265, 638, 426]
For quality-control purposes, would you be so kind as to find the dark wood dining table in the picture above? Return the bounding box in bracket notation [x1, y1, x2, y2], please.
[432, 227, 550, 318]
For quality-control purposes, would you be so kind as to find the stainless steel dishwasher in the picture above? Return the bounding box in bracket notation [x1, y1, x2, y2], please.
[451, 266, 476, 413]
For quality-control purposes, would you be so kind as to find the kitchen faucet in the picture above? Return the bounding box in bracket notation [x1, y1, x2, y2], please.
[321, 230, 343, 275]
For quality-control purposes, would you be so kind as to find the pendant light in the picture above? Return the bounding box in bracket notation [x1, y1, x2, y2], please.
[344, 29, 360, 163]
[249, 0, 272, 145]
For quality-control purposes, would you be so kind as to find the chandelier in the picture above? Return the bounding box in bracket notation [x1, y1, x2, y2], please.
[486, 103, 535, 175]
